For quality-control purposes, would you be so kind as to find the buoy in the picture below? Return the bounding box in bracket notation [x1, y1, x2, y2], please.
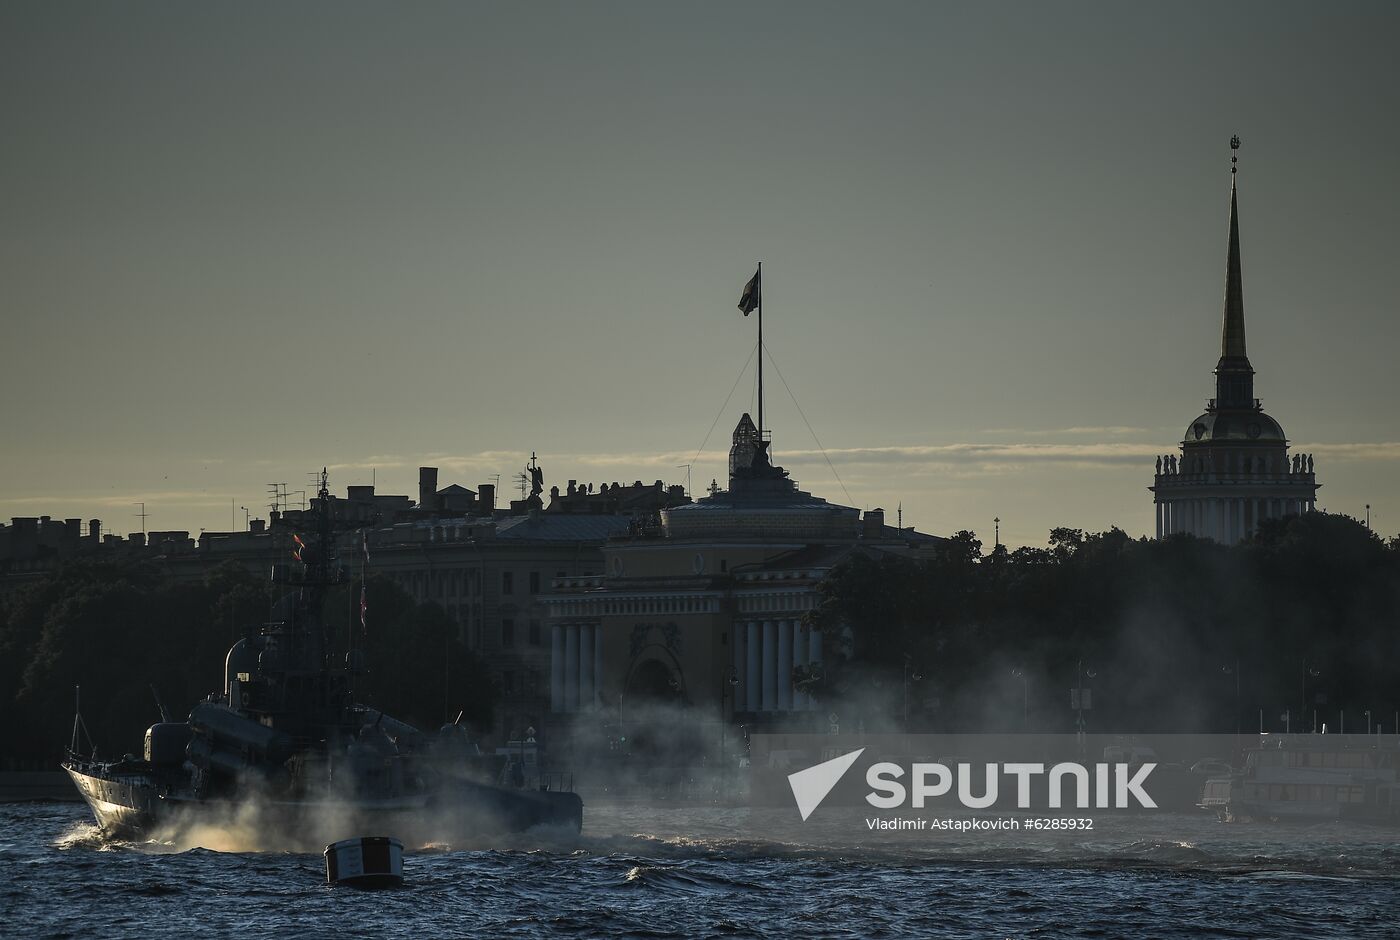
[324, 836, 404, 888]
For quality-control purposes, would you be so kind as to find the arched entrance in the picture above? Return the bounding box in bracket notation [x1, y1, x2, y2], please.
[619, 656, 697, 766]
[625, 657, 682, 704]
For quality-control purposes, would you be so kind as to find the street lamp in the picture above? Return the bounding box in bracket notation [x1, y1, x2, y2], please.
[1010, 667, 1028, 731]
[903, 656, 923, 730]
[720, 667, 739, 780]
[1302, 660, 1321, 732]
[1221, 660, 1240, 735]
[1072, 660, 1096, 754]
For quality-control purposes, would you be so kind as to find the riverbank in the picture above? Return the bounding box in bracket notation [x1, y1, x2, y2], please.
[0, 771, 78, 802]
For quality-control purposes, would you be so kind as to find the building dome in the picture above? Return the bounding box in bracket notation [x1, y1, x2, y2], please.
[1182, 410, 1286, 445]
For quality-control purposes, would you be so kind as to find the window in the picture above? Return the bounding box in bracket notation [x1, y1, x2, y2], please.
[528, 620, 541, 646]
[529, 571, 541, 594]
[502, 618, 515, 647]
[502, 571, 514, 594]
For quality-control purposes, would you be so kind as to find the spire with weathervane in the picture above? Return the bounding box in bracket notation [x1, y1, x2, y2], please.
[1213, 135, 1255, 411]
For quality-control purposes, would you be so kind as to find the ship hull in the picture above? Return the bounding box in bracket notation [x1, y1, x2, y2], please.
[64, 765, 583, 848]
[65, 766, 163, 838]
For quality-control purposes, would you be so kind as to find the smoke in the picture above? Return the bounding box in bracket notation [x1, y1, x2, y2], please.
[144, 755, 582, 854]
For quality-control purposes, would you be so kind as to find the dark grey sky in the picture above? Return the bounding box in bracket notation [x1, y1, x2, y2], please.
[3, 2, 1397, 546]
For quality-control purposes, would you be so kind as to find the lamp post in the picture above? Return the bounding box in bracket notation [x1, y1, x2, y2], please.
[1301, 660, 1321, 731]
[903, 657, 923, 730]
[720, 667, 739, 779]
[1011, 667, 1028, 731]
[1072, 660, 1096, 755]
[1221, 660, 1240, 735]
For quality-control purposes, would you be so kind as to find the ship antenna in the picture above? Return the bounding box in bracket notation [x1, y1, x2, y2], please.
[70, 684, 95, 757]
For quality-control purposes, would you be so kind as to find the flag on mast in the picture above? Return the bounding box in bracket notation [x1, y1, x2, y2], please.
[738, 266, 761, 315]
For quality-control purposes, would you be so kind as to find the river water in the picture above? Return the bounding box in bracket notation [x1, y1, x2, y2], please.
[4, 800, 1398, 938]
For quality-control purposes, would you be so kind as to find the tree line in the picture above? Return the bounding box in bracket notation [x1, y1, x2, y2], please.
[0, 559, 495, 767]
[812, 513, 1400, 734]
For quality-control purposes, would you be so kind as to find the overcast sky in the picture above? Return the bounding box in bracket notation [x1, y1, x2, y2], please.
[2, 1, 1397, 548]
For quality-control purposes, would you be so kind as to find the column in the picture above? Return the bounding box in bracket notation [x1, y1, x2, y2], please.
[746, 620, 760, 713]
[593, 622, 604, 708]
[551, 624, 564, 713]
[1237, 500, 1246, 541]
[762, 621, 777, 711]
[777, 620, 794, 711]
[579, 623, 595, 708]
[793, 623, 810, 710]
[808, 628, 823, 711]
[733, 622, 748, 712]
[564, 623, 579, 712]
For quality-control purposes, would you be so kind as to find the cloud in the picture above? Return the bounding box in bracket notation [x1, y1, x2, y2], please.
[981, 426, 1153, 437]
[1293, 442, 1400, 461]
[326, 439, 1400, 482]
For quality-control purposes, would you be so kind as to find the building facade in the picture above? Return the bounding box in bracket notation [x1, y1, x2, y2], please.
[1151, 150, 1319, 543]
[543, 415, 944, 744]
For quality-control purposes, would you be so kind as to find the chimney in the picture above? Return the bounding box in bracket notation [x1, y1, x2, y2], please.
[478, 483, 495, 513]
[418, 467, 438, 512]
[864, 508, 885, 537]
[88, 519, 101, 539]
[131, 532, 147, 547]
[249, 519, 266, 534]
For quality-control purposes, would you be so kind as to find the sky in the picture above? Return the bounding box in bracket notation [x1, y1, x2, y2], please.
[2, 1, 1397, 549]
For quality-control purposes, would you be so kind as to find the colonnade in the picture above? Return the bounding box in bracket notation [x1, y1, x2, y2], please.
[1156, 495, 1316, 544]
[732, 619, 822, 713]
[551, 622, 603, 712]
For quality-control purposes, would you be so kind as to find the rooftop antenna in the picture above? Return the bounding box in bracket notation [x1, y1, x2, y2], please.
[994, 517, 1001, 548]
[677, 463, 693, 497]
[897, 502, 902, 530]
[134, 502, 148, 535]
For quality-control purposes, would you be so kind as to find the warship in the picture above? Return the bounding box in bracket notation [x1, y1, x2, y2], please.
[62, 472, 582, 847]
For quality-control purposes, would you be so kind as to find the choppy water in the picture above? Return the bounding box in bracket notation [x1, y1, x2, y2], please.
[4, 800, 1399, 938]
